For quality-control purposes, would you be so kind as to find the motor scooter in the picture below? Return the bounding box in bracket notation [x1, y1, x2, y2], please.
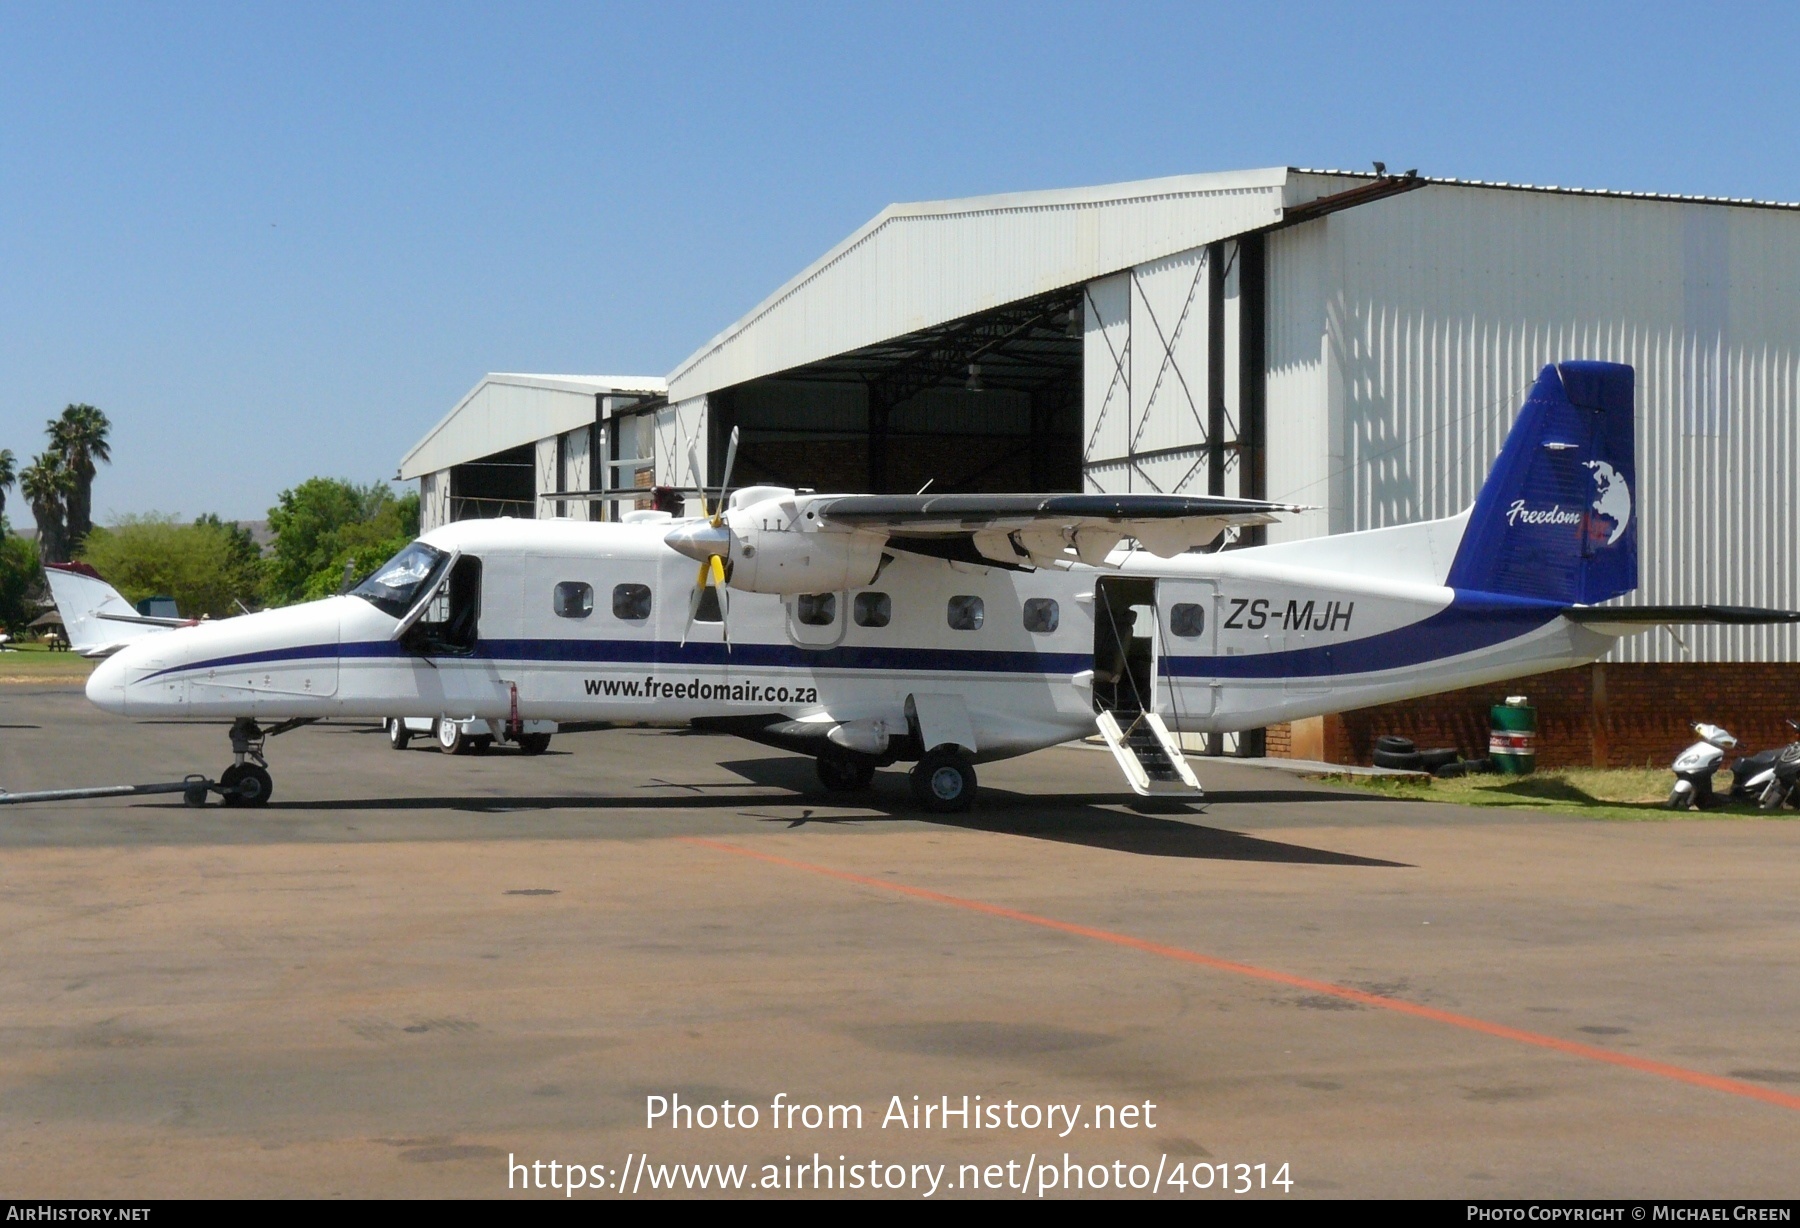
[1730, 719, 1800, 810]
[1668, 723, 1737, 810]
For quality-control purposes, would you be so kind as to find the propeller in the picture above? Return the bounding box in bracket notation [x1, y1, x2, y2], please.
[677, 427, 739, 647]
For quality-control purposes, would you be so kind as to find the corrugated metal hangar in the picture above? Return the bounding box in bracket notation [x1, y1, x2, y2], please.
[401, 166, 1800, 765]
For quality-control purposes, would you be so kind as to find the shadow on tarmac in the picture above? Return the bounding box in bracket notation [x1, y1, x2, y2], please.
[241, 754, 1406, 867]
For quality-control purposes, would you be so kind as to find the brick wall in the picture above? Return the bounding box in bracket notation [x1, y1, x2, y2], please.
[1267, 663, 1800, 769]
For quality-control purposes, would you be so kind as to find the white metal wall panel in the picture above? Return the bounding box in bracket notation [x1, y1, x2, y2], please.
[561, 428, 591, 521]
[1264, 183, 1800, 663]
[655, 396, 709, 492]
[534, 437, 559, 519]
[418, 470, 450, 532]
[1128, 247, 1210, 463]
[1082, 273, 1132, 476]
[1086, 241, 1267, 497]
[400, 375, 662, 480]
[670, 170, 1296, 402]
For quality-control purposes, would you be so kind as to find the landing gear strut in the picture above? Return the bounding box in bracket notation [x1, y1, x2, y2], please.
[221, 718, 273, 808]
[216, 717, 313, 807]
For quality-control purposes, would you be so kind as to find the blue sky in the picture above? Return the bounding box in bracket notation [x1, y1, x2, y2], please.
[3, 2, 1796, 523]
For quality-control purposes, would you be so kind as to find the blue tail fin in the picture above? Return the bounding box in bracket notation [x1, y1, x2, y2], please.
[1445, 361, 1637, 605]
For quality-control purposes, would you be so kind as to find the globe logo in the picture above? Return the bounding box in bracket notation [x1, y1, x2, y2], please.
[1584, 460, 1631, 546]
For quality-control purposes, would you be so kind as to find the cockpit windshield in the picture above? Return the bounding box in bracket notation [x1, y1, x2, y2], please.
[351, 541, 448, 618]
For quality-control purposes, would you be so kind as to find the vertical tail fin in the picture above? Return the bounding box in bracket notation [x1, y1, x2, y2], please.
[42, 563, 167, 657]
[1445, 361, 1637, 605]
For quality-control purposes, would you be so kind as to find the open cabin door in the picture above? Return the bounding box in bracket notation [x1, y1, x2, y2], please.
[1091, 577, 1158, 716]
[1092, 576, 1202, 799]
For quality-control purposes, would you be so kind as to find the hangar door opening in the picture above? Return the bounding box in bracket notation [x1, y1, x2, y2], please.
[707, 288, 1084, 496]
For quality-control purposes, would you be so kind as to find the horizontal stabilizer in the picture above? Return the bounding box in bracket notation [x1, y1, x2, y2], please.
[1565, 605, 1800, 626]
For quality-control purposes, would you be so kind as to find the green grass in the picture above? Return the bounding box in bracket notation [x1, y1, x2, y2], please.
[1319, 766, 1790, 821]
[0, 641, 94, 681]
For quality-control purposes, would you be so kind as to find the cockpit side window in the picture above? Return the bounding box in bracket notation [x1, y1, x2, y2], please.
[402, 556, 482, 656]
[351, 541, 449, 618]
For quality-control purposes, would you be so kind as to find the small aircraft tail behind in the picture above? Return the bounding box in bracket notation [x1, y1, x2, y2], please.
[43, 563, 170, 658]
[1445, 361, 1637, 605]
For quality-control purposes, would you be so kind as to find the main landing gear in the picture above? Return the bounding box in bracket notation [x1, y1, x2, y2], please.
[214, 717, 314, 808]
[909, 747, 976, 814]
[812, 747, 978, 812]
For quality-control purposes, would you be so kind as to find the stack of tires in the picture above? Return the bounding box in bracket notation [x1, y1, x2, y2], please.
[1371, 735, 1461, 774]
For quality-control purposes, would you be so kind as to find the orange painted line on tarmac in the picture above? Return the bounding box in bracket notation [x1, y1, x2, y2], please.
[678, 835, 1800, 1114]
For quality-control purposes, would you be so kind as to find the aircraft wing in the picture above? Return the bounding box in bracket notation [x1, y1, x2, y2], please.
[808, 492, 1307, 568]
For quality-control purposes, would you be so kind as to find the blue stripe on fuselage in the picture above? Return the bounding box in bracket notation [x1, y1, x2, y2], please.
[141, 590, 1562, 685]
[1162, 591, 1563, 679]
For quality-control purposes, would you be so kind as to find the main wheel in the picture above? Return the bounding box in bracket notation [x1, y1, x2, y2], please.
[220, 763, 273, 808]
[516, 733, 552, 755]
[1667, 785, 1692, 811]
[436, 719, 467, 755]
[388, 718, 412, 750]
[817, 755, 875, 792]
[909, 748, 975, 813]
[1759, 780, 1788, 810]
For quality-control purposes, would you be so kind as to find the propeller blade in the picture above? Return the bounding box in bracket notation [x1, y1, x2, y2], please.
[686, 439, 707, 520]
[680, 558, 707, 647]
[712, 426, 740, 526]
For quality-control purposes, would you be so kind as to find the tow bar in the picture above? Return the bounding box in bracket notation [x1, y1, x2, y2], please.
[0, 775, 227, 807]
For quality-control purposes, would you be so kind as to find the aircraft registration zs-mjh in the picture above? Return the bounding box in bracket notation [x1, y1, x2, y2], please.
[74, 362, 1792, 811]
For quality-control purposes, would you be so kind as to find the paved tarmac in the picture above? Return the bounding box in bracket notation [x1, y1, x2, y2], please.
[2, 683, 1798, 1199]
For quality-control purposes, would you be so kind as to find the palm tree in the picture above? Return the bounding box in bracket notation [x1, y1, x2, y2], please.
[21, 453, 73, 564]
[51, 404, 111, 550]
[0, 449, 15, 534]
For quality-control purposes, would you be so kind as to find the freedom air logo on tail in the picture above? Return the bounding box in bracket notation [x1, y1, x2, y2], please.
[1446, 361, 1637, 605]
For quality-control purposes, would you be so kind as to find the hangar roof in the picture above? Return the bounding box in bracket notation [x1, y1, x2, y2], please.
[667, 167, 1314, 402]
[399, 373, 665, 480]
[667, 166, 1800, 404]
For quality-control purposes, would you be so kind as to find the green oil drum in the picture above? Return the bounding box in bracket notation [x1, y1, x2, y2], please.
[1489, 702, 1537, 775]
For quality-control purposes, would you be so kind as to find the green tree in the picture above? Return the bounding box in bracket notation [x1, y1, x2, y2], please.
[50, 404, 112, 551]
[266, 479, 417, 605]
[0, 533, 39, 634]
[20, 452, 73, 564]
[78, 515, 262, 619]
[0, 448, 16, 532]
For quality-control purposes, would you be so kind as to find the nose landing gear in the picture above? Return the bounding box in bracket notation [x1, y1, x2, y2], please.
[217, 717, 314, 807]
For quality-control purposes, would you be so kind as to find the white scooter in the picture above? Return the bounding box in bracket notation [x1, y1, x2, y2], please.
[1667, 723, 1739, 810]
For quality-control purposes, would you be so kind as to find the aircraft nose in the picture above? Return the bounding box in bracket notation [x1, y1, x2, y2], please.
[85, 651, 128, 715]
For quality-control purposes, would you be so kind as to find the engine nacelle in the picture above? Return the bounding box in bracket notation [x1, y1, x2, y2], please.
[726, 496, 885, 595]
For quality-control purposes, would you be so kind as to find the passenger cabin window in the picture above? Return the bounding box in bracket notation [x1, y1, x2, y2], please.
[1170, 602, 1206, 638]
[554, 582, 593, 619]
[796, 593, 837, 627]
[947, 595, 984, 631]
[854, 591, 891, 628]
[612, 583, 652, 621]
[1022, 597, 1059, 634]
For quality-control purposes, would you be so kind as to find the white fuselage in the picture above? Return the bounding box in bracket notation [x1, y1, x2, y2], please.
[85, 516, 1614, 762]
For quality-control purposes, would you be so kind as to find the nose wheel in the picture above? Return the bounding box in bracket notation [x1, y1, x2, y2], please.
[213, 716, 311, 808]
[220, 762, 274, 807]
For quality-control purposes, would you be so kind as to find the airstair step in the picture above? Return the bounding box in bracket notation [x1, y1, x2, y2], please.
[1094, 709, 1204, 799]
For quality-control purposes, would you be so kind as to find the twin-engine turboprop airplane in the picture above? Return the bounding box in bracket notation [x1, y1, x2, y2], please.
[82, 361, 1797, 810]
